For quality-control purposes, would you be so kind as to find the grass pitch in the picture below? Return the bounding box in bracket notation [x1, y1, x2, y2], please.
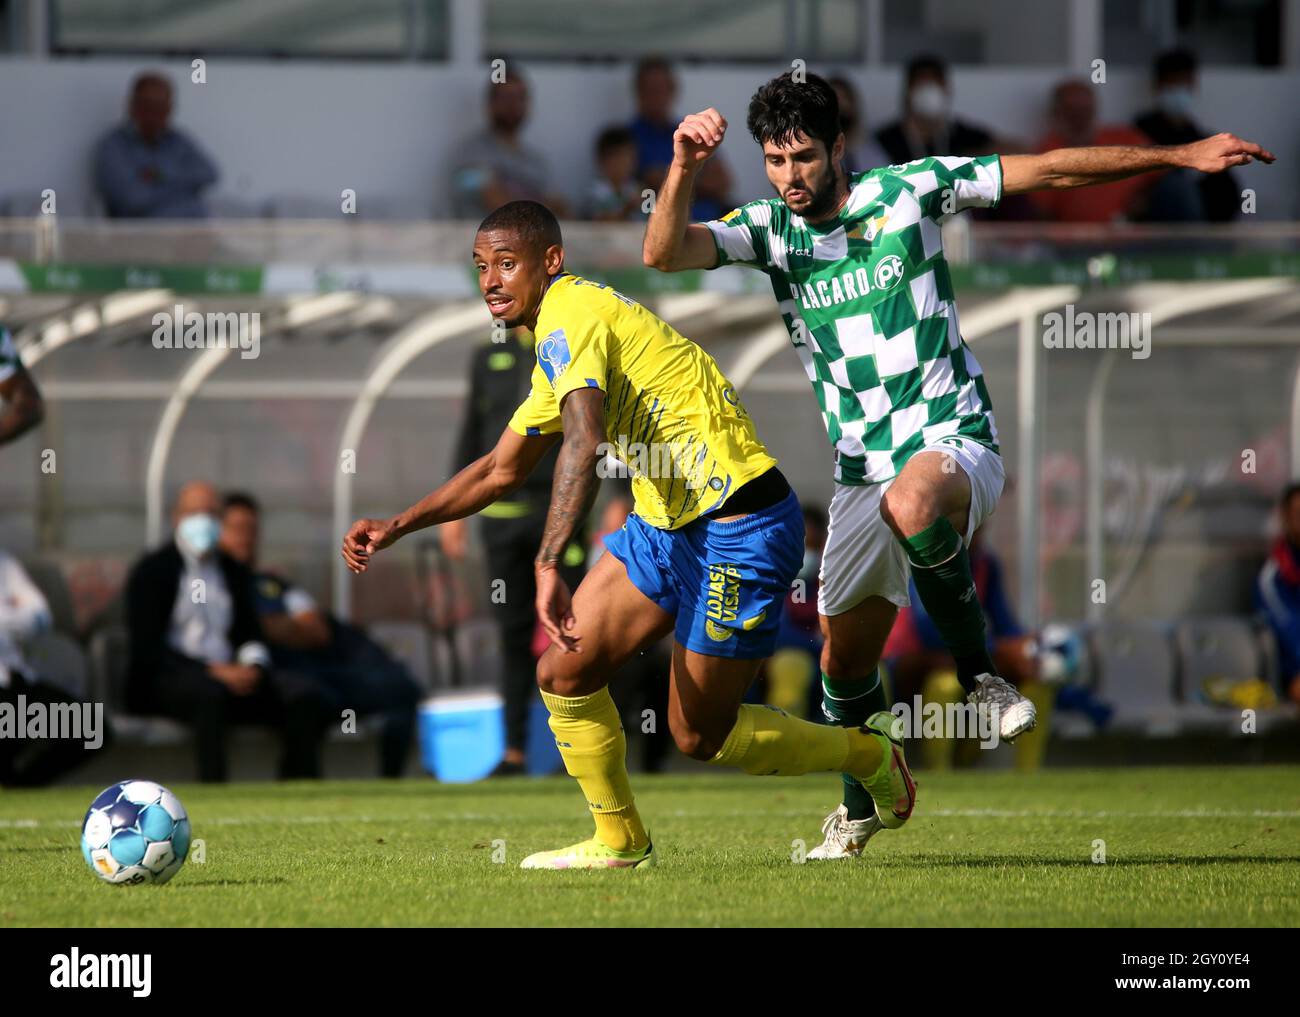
[2, 766, 1298, 927]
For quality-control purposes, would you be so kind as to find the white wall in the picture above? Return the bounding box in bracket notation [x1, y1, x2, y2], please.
[0, 56, 1295, 220]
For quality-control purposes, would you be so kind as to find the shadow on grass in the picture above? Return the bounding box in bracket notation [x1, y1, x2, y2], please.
[175, 877, 291, 888]
[875, 854, 1300, 868]
[0, 845, 69, 853]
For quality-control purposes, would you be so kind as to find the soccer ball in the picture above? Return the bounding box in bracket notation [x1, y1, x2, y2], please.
[80, 780, 191, 885]
[1035, 622, 1083, 684]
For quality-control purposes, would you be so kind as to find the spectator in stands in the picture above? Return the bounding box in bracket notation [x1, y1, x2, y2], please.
[0, 549, 110, 786]
[440, 334, 586, 776]
[584, 126, 645, 221]
[827, 76, 890, 175]
[628, 56, 733, 220]
[94, 72, 219, 219]
[1256, 482, 1300, 705]
[1031, 79, 1154, 223]
[218, 492, 420, 777]
[125, 481, 333, 782]
[874, 55, 995, 165]
[448, 62, 569, 220]
[0, 324, 44, 447]
[1134, 49, 1241, 222]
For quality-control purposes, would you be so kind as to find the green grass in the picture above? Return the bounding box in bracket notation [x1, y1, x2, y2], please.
[3, 766, 1299, 926]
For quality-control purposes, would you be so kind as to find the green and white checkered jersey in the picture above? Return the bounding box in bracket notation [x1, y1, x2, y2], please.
[704, 154, 1003, 485]
[0, 326, 18, 384]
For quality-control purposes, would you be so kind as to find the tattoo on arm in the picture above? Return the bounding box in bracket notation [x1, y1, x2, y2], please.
[537, 389, 605, 566]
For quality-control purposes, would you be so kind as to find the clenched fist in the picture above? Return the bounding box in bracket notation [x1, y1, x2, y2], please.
[673, 108, 728, 171]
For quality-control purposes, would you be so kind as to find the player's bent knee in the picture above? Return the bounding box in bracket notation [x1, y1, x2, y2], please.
[535, 646, 603, 699]
[668, 709, 730, 762]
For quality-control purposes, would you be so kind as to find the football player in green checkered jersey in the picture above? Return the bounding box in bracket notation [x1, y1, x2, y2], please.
[644, 70, 1273, 858]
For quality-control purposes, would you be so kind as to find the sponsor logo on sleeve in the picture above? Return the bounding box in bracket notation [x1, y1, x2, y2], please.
[538, 328, 572, 385]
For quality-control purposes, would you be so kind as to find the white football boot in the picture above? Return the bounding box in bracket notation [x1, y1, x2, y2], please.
[967, 672, 1037, 742]
[806, 803, 884, 860]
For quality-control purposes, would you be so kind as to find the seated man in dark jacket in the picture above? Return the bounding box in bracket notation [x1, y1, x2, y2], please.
[125, 481, 334, 782]
[219, 492, 420, 777]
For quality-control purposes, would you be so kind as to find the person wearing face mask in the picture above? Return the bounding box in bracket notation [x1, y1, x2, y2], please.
[124, 480, 334, 782]
[874, 55, 995, 167]
[1134, 49, 1239, 222]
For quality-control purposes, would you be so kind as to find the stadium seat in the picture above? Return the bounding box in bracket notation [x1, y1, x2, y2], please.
[84, 623, 184, 744]
[1088, 620, 1180, 735]
[86, 624, 130, 715]
[23, 630, 90, 699]
[451, 617, 504, 691]
[21, 558, 78, 636]
[1174, 616, 1263, 690]
[367, 620, 434, 692]
[1172, 616, 1265, 734]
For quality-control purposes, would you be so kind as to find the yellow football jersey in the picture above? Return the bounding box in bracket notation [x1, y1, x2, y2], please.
[507, 273, 776, 530]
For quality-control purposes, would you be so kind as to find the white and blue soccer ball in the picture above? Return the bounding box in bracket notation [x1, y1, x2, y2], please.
[80, 780, 191, 885]
[1035, 623, 1083, 684]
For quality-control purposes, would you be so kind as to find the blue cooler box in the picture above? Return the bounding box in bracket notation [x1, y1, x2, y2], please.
[418, 691, 505, 783]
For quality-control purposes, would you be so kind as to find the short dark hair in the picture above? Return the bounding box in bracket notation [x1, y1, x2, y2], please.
[486, 59, 528, 98]
[131, 71, 171, 97]
[905, 54, 948, 89]
[477, 200, 563, 254]
[595, 125, 635, 158]
[802, 504, 828, 532]
[746, 71, 841, 153]
[223, 491, 260, 516]
[1281, 482, 1300, 510]
[634, 56, 674, 90]
[1154, 48, 1197, 84]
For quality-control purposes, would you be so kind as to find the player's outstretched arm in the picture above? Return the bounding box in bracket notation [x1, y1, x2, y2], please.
[341, 426, 559, 574]
[534, 387, 606, 651]
[1001, 132, 1275, 196]
[643, 108, 728, 272]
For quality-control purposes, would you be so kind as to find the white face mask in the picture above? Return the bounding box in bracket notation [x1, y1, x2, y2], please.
[1158, 86, 1195, 119]
[910, 82, 950, 120]
[176, 512, 220, 557]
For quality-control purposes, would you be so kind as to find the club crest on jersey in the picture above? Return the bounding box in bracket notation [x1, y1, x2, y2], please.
[850, 214, 889, 243]
[538, 329, 571, 384]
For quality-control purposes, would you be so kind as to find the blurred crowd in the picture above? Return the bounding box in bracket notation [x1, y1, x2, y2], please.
[94, 49, 1241, 226]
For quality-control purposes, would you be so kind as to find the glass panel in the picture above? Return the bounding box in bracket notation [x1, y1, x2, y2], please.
[49, 0, 448, 59]
[1103, 0, 1282, 68]
[882, 0, 1068, 65]
[485, 0, 861, 62]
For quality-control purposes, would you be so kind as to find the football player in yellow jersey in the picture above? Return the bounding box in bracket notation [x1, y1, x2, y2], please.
[341, 200, 914, 868]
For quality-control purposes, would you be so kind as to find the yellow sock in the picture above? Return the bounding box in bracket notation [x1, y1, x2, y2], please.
[541, 687, 647, 853]
[708, 704, 884, 777]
